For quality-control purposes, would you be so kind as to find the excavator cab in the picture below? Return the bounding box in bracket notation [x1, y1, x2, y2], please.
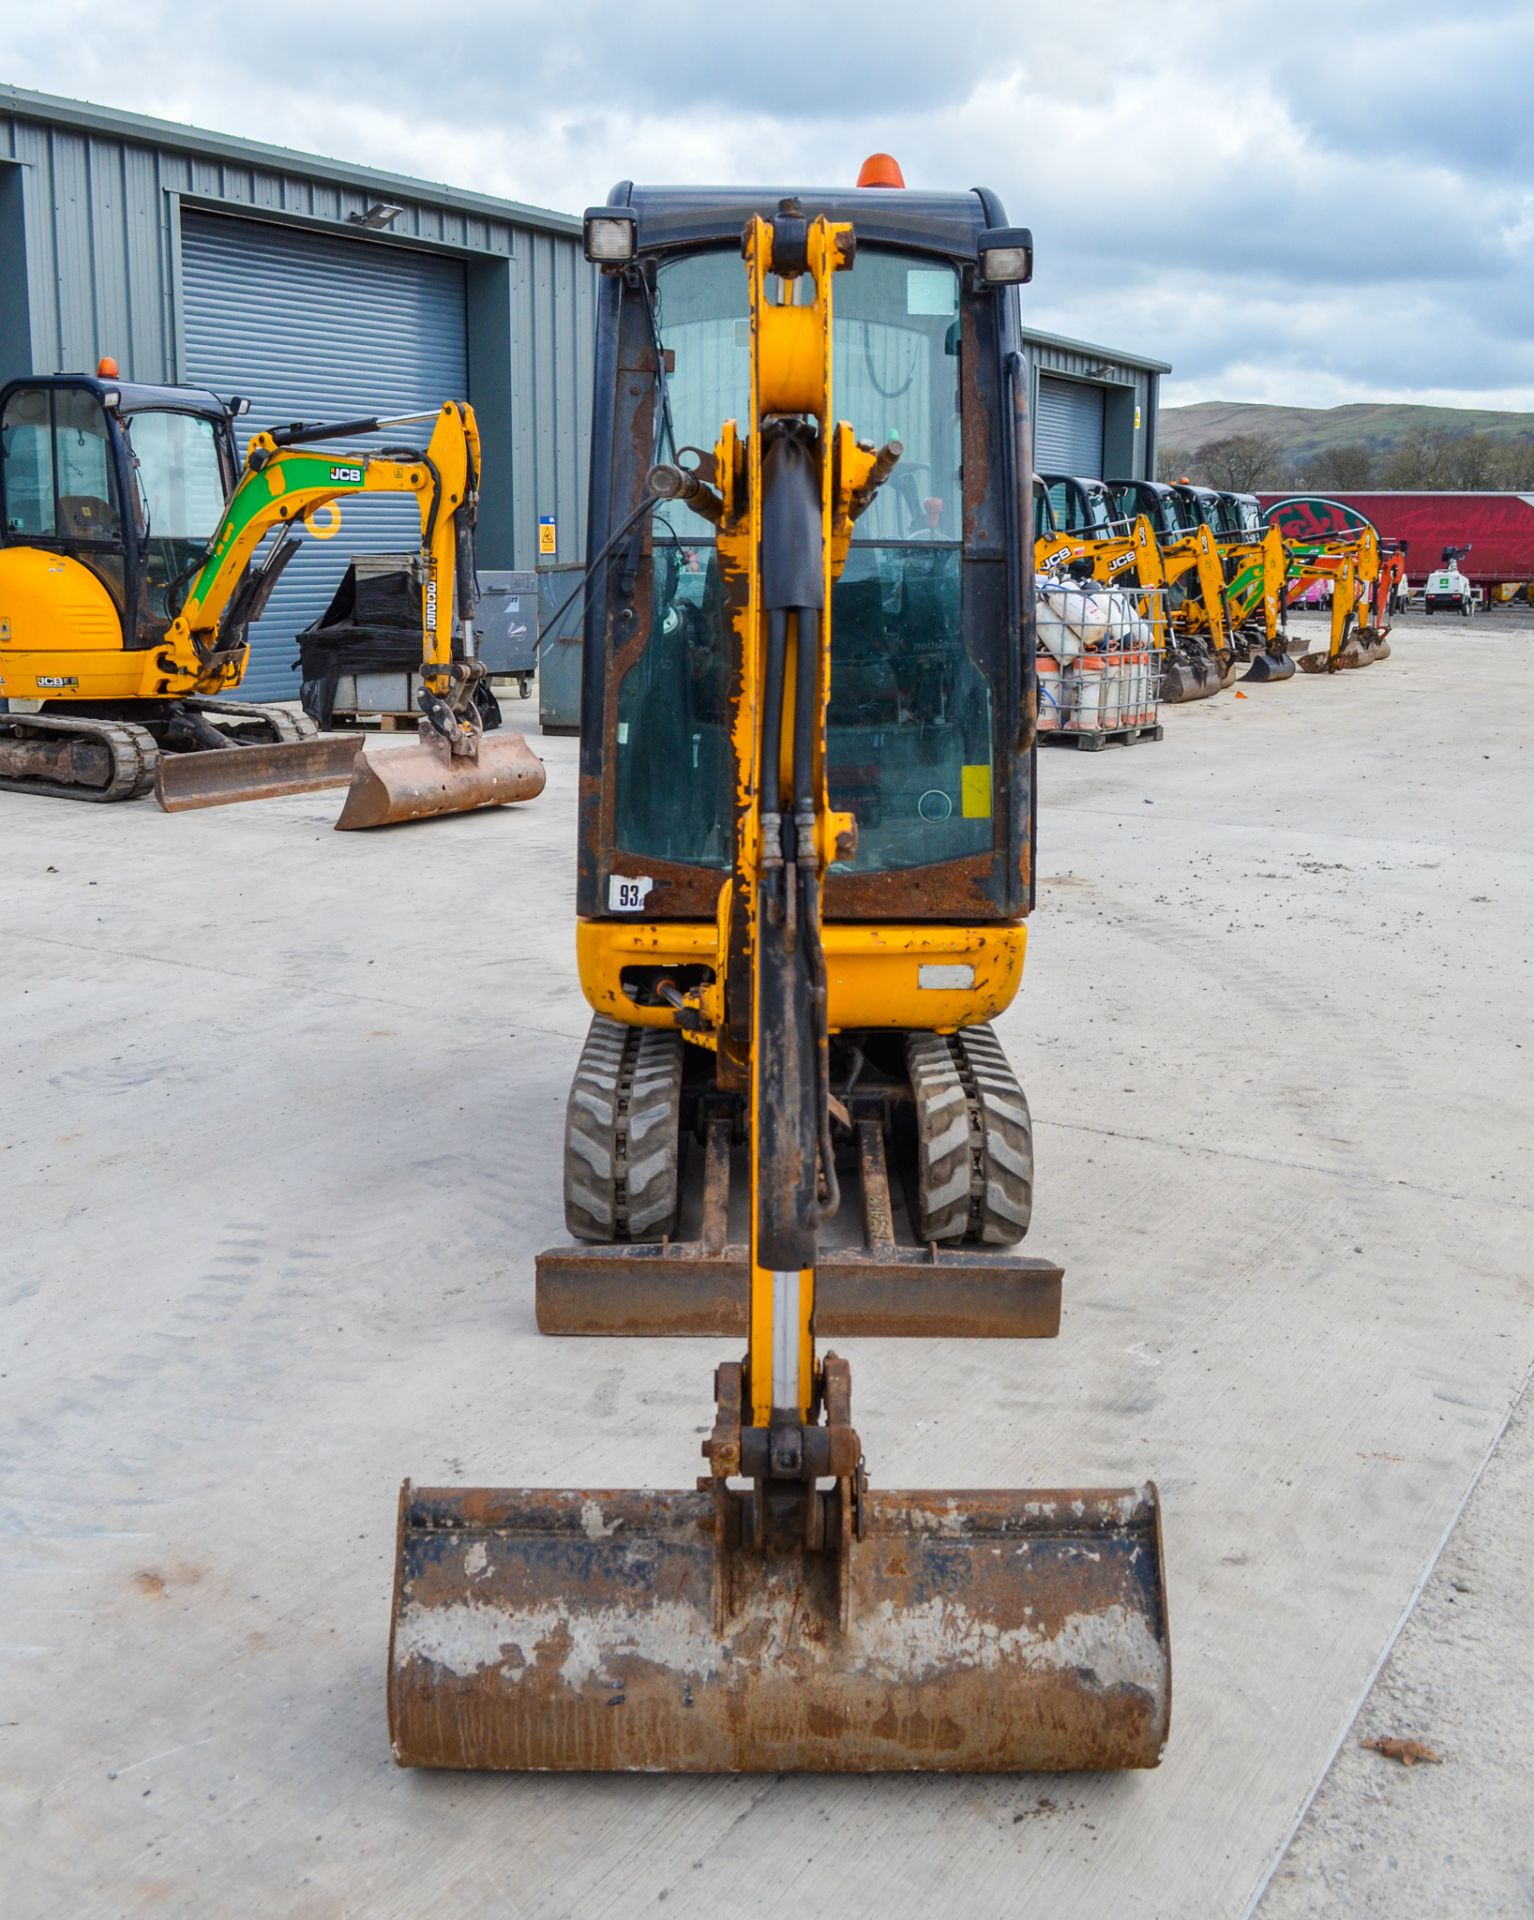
[1039, 471, 1118, 541]
[580, 191, 1028, 932]
[0, 374, 240, 675]
[0, 371, 329, 799]
[1109, 477, 1184, 545]
[390, 183, 1170, 1777]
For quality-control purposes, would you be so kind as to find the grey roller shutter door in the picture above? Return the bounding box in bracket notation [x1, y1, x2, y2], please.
[181, 213, 467, 700]
[1035, 375, 1105, 480]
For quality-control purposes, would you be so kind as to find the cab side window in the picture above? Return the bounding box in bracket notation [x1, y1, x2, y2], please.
[1, 387, 56, 536]
[0, 386, 121, 543]
[52, 388, 121, 541]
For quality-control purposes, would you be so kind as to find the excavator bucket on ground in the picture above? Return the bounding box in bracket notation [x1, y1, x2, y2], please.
[155, 735, 363, 811]
[1160, 651, 1222, 702]
[389, 1476, 1170, 1772]
[1240, 645, 1296, 683]
[333, 730, 545, 829]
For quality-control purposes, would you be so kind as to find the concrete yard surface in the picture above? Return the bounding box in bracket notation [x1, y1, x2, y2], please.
[2, 622, 1532, 1919]
[1259, 1373, 1534, 1916]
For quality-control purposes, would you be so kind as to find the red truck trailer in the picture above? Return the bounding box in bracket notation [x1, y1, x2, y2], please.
[1256, 492, 1534, 589]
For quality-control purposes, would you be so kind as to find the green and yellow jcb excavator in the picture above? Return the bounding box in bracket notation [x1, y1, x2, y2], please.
[0, 368, 542, 822]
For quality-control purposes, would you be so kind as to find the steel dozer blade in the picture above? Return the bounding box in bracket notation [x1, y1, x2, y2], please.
[1239, 647, 1296, 684]
[389, 1478, 1171, 1773]
[334, 731, 546, 830]
[155, 735, 363, 812]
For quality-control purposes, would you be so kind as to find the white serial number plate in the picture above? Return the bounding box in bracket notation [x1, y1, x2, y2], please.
[919, 964, 976, 990]
[608, 875, 654, 912]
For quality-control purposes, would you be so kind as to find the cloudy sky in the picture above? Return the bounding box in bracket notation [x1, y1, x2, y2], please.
[7, 0, 1532, 410]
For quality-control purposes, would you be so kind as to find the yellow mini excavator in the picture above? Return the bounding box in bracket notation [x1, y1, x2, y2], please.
[1283, 524, 1396, 672]
[1108, 479, 1232, 701]
[0, 371, 542, 822]
[389, 185, 1171, 1773]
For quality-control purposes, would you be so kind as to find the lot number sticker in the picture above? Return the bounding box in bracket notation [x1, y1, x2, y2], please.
[608, 875, 653, 912]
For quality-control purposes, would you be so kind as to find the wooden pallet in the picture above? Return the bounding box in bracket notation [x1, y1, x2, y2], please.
[1040, 721, 1164, 753]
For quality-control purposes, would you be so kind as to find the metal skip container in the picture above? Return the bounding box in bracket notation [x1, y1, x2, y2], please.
[388, 1479, 1171, 1772]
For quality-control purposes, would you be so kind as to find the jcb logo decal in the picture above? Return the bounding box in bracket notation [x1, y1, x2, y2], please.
[329, 464, 364, 484]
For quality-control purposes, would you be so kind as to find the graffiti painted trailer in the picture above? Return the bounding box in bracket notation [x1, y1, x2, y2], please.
[1256, 493, 1534, 588]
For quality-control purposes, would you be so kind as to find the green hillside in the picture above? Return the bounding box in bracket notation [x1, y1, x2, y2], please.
[1160, 400, 1534, 462]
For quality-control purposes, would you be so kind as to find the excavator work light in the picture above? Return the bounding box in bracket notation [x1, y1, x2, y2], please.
[583, 209, 637, 265]
[978, 227, 1034, 285]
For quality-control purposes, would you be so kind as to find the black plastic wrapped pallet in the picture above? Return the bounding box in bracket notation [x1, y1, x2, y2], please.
[297, 556, 423, 727]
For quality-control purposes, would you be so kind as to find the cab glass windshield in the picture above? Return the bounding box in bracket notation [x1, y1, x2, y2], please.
[121, 410, 228, 622]
[614, 246, 992, 878]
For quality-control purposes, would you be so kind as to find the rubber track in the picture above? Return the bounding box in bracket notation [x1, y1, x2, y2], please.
[563, 1014, 683, 1242]
[0, 713, 159, 802]
[183, 698, 319, 744]
[906, 1025, 1033, 1246]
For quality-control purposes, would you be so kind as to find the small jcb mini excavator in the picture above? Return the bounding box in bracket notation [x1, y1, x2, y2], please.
[390, 182, 1171, 1773]
[1213, 495, 1293, 684]
[1283, 522, 1396, 672]
[1109, 477, 1233, 701]
[0, 370, 542, 822]
[1035, 497, 1170, 654]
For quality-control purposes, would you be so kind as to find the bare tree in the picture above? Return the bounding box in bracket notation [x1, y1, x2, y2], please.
[1192, 432, 1283, 490]
[1298, 442, 1377, 489]
[1379, 426, 1458, 487]
[1445, 432, 1501, 489]
[1156, 444, 1195, 483]
[1490, 435, 1534, 488]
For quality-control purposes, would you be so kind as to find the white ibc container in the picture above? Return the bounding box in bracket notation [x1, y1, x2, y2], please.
[1070, 655, 1106, 731]
[1037, 653, 1064, 731]
[1037, 578, 1110, 661]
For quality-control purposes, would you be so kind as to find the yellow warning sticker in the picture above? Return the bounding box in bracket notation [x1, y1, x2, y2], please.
[538, 514, 557, 556]
[961, 764, 992, 818]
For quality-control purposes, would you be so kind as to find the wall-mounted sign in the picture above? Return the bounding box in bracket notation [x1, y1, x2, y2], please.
[538, 514, 557, 556]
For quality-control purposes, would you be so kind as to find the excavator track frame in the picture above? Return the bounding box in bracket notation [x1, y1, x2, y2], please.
[0, 712, 159, 802]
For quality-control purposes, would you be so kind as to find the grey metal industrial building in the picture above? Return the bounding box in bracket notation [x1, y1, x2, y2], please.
[1, 82, 1166, 701]
[1028, 327, 1169, 485]
[0, 83, 594, 697]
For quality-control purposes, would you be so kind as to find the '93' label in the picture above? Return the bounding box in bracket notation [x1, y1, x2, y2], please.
[608, 875, 653, 912]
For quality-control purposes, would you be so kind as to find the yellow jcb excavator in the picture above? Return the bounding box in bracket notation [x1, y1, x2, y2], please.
[388, 187, 1171, 1773]
[1035, 508, 1170, 652]
[1108, 479, 1233, 700]
[1284, 524, 1397, 672]
[0, 372, 542, 823]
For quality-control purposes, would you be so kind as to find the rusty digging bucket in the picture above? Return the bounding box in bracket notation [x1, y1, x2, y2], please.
[1239, 646, 1296, 684]
[155, 735, 363, 811]
[1160, 653, 1222, 703]
[388, 1480, 1171, 1773]
[334, 731, 545, 830]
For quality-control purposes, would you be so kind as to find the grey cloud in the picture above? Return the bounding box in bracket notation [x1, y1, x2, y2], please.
[6, 0, 1530, 408]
